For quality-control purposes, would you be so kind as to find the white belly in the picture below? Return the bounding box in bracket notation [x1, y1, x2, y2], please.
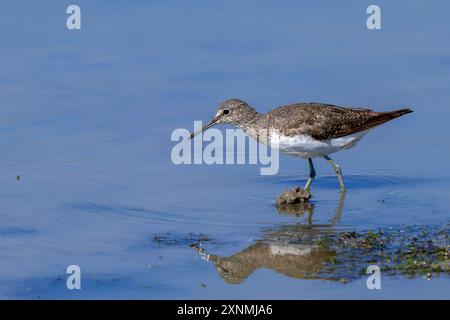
[269, 129, 370, 158]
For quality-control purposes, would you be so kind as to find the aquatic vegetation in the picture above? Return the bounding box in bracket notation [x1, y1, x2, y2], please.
[316, 224, 449, 280]
[189, 224, 449, 284]
[152, 232, 212, 246]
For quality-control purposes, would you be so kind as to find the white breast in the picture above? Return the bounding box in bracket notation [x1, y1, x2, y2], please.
[269, 129, 371, 158]
[269, 244, 314, 256]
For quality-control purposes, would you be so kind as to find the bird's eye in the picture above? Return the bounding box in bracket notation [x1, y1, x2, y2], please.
[222, 108, 231, 116]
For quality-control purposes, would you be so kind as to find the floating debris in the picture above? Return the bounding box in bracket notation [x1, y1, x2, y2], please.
[276, 187, 313, 216]
[276, 187, 311, 206]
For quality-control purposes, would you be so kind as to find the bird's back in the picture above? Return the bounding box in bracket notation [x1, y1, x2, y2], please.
[256, 102, 412, 141]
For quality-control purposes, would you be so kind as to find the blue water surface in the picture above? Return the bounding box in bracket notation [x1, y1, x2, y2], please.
[0, 0, 449, 299]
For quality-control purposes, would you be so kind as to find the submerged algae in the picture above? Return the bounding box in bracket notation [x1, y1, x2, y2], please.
[190, 224, 449, 283]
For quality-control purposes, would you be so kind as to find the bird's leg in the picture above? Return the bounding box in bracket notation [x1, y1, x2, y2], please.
[323, 155, 346, 193]
[330, 191, 346, 226]
[304, 158, 316, 192]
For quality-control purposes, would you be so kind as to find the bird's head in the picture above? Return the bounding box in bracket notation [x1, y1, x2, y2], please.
[190, 99, 257, 139]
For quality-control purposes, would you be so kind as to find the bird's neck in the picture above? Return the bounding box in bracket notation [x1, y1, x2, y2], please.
[233, 107, 261, 131]
[232, 108, 277, 144]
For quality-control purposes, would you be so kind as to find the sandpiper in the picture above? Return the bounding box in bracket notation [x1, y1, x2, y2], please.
[190, 99, 412, 192]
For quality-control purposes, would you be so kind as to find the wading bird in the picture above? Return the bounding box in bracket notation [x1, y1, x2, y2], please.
[190, 99, 412, 193]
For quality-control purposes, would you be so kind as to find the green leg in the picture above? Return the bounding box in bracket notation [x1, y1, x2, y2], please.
[323, 155, 346, 193]
[304, 158, 316, 192]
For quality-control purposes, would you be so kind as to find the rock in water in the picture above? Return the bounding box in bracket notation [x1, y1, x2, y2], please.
[276, 187, 312, 206]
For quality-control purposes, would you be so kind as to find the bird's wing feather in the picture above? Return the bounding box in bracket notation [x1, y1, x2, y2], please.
[265, 103, 406, 140]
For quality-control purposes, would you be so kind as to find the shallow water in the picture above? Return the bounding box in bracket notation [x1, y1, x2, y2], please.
[0, 1, 449, 299]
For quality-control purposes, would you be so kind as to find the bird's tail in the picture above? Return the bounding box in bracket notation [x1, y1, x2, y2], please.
[387, 108, 414, 119]
[352, 107, 413, 133]
[368, 108, 413, 128]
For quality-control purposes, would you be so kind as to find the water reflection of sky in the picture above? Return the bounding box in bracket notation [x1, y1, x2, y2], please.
[0, 1, 449, 299]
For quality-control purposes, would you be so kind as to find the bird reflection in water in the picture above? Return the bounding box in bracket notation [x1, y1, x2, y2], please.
[192, 194, 348, 284]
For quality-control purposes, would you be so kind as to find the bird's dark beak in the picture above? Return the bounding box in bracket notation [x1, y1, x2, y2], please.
[189, 117, 219, 140]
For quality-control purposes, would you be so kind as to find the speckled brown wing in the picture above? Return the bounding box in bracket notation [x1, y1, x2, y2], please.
[265, 103, 412, 141]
